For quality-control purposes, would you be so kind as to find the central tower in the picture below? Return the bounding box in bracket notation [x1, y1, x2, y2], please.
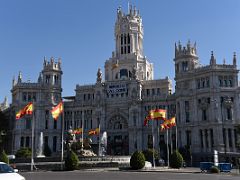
[115, 5, 143, 58]
[105, 5, 153, 81]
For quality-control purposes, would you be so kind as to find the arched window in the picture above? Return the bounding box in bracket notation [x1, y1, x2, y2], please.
[120, 69, 128, 79]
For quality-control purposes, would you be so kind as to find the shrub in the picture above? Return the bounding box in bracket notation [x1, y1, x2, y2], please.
[65, 150, 79, 170]
[130, 151, 145, 170]
[210, 166, 220, 173]
[15, 147, 31, 158]
[44, 145, 52, 157]
[170, 150, 183, 169]
[142, 149, 159, 165]
[0, 150, 9, 164]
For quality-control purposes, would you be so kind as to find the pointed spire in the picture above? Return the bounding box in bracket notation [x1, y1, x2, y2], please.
[38, 72, 42, 83]
[18, 71, 22, 83]
[43, 56, 47, 67]
[210, 51, 216, 65]
[233, 52, 237, 66]
[12, 76, 16, 87]
[223, 58, 226, 65]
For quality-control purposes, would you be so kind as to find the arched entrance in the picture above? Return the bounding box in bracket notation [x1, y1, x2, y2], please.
[107, 115, 129, 155]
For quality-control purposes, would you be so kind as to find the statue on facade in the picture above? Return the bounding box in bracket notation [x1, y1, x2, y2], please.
[96, 68, 102, 83]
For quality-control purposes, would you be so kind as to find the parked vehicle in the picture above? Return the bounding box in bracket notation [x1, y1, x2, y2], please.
[0, 162, 25, 180]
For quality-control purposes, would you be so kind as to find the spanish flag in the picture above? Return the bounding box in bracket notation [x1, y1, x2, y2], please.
[88, 128, 100, 136]
[148, 109, 166, 120]
[73, 128, 82, 134]
[51, 101, 63, 120]
[16, 102, 33, 120]
[160, 117, 176, 131]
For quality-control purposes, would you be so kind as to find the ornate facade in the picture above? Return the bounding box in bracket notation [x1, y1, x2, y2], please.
[9, 5, 240, 164]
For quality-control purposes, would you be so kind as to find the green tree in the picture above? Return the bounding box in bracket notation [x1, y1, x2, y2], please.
[130, 151, 146, 170]
[65, 151, 79, 170]
[0, 111, 8, 152]
[0, 150, 9, 164]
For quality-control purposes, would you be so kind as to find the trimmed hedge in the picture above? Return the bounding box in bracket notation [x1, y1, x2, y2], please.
[170, 150, 183, 169]
[210, 166, 220, 173]
[15, 147, 31, 158]
[130, 151, 145, 170]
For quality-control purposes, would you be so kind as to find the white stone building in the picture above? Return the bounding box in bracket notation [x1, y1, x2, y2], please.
[9, 6, 240, 164]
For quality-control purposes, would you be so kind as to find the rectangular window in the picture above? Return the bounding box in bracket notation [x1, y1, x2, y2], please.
[26, 136, 30, 147]
[205, 129, 208, 148]
[186, 130, 191, 146]
[227, 108, 231, 120]
[210, 129, 214, 147]
[228, 129, 232, 147]
[26, 118, 31, 129]
[22, 93, 27, 101]
[147, 134, 153, 149]
[152, 89, 155, 95]
[21, 137, 24, 147]
[157, 88, 160, 95]
[200, 130, 203, 148]
[146, 89, 150, 96]
[202, 110, 207, 121]
[44, 136, 48, 146]
[54, 120, 57, 129]
[53, 136, 57, 152]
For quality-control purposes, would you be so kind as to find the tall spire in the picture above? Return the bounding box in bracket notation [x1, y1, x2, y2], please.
[18, 71, 22, 83]
[233, 52, 237, 66]
[210, 51, 216, 65]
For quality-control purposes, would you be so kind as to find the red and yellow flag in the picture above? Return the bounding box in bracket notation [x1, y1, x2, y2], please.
[160, 117, 176, 131]
[73, 128, 82, 134]
[88, 128, 100, 136]
[144, 109, 166, 126]
[16, 102, 33, 120]
[51, 101, 63, 120]
[148, 109, 166, 120]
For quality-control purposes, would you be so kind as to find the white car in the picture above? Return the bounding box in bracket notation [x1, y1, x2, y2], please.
[0, 162, 25, 180]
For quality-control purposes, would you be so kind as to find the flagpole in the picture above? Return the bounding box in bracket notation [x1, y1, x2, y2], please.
[170, 128, 173, 154]
[167, 128, 169, 167]
[152, 119, 155, 168]
[98, 123, 101, 156]
[81, 109, 84, 151]
[166, 102, 169, 168]
[175, 124, 178, 150]
[157, 122, 160, 159]
[61, 102, 64, 170]
[31, 102, 35, 171]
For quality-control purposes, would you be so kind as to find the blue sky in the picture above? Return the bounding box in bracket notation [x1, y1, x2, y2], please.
[0, 0, 240, 103]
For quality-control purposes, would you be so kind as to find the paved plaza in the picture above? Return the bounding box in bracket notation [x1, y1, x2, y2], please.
[20, 168, 240, 180]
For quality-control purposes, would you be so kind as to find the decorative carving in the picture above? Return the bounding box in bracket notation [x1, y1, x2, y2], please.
[199, 97, 209, 110]
[132, 66, 137, 79]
